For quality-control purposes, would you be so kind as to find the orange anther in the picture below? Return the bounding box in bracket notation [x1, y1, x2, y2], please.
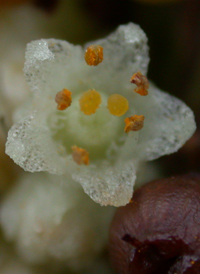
[107, 94, 129, 117]
[85, 45, 103, 66]
[55, 88, 72, 110]
[124, 115, 145, 133]
[130, 71, 149, 96]
[79, 89, 101, 115]
[72, 146, 89, 165]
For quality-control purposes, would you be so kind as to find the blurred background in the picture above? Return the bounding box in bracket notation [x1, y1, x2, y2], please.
[0, 0, 199, 273]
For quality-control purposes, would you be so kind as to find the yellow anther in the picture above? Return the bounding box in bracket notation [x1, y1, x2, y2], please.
[85, 45, 103, 66]
[72, 146, 89, 165]
[79, 89, 101, 115]
[130, 71, 149, 96]
[55, 88, 72, 110]
[124, 115, 145, 133]
[107, 94, 129, 117]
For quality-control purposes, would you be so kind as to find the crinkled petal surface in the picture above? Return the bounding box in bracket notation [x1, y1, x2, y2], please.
[6, 112, 66, 174]
[72, 159, 137, 207]
[133, 83, 196, 160]
[24, 39, 85, 97]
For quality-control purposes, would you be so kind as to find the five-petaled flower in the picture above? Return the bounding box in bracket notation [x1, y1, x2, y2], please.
[6, 23, 196, 206]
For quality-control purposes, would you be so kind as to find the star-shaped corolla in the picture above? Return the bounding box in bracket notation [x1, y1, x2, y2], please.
[6, 23, 196, 206]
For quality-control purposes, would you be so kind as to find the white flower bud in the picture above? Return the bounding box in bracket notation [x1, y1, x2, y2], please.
[0, 173, 114, 271]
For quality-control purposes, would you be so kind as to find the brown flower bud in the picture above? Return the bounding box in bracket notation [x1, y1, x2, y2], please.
[109, 174, 200, 274]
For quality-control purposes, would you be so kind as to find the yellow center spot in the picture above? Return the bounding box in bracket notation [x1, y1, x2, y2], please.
[124, 115, 145, 133]
[79, 89, 101, 115]
[107, 94, 129, 117]
[55, 88, 72, 110]
[130, 71, 149, 96]
[72, 146, 89, 165]
[85, 45, 103, 66]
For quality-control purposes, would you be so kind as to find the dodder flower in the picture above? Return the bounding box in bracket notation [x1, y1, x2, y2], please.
[6, 23, 196, 206]
[0, 172, 114, 270]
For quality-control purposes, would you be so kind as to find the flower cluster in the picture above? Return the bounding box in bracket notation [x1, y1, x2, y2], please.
[6, 23, 196, 206]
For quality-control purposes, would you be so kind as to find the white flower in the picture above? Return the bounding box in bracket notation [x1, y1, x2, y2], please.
[6, 23, 196, 206]
[0, 239, 41, 274]
[0, 172, 114, 271]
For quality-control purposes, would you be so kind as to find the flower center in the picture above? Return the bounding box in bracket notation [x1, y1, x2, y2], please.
[49, 91, 125, 160]
[51, 42, 149, 166]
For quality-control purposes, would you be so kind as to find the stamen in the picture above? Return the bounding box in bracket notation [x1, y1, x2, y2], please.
[130, 71, 149, 96]
[85, 45, 103, 66]
[124, 115, 145, 133]
[72, 146, 89, 165]
[107, 94, 129, 117]
[55, 88, 72, 110]
[79, 89, 101, 115]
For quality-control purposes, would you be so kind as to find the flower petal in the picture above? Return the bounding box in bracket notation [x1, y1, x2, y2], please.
[134, 83, 196, 160]
[24, 39, 86, 98]
[84, 23, 150, 94]
[6, 112, 65, 174]
[72, 159, 137, 206]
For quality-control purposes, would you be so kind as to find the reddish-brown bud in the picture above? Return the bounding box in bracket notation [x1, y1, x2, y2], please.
[109, 174, 200, 274]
